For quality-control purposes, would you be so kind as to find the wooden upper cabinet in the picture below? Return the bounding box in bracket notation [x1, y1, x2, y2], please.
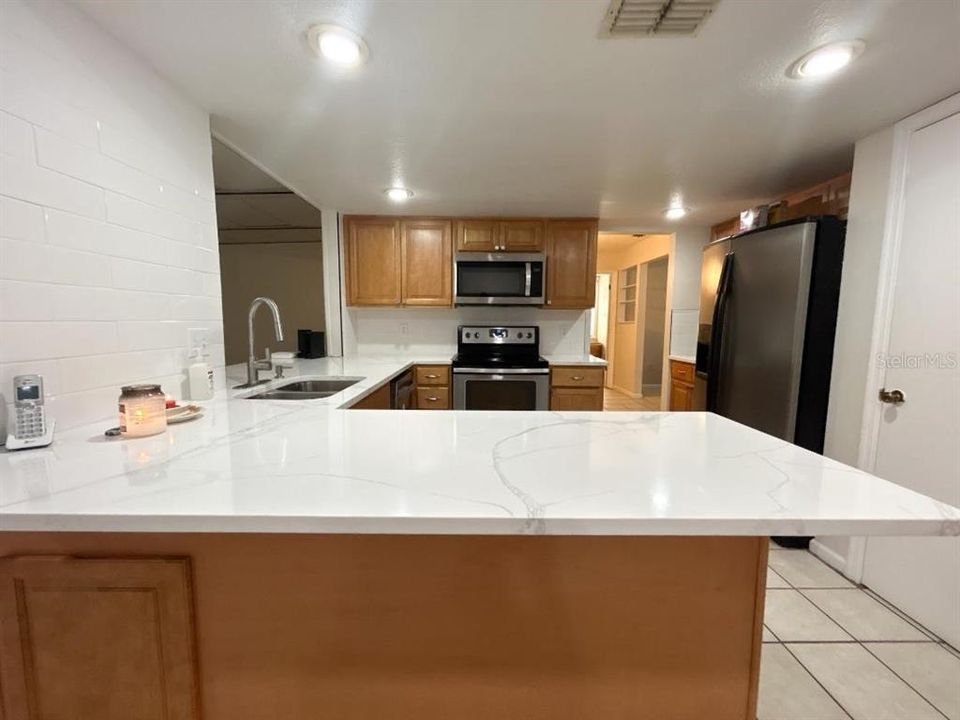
[456, 219, 544, 252]
[545, 219, 598, 309]
[0, 556, 199, 720]
[401, 219, 452, 306]
[499, 220, 544, 252]
[455, 219, 499, 252]
[346, 217, 402, 306]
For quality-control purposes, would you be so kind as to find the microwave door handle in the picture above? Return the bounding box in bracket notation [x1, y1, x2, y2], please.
[706, 252, 734, 413]
[524, 263, 532, 296]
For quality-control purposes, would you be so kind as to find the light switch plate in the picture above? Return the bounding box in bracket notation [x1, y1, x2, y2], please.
[188, 327, 208, 357]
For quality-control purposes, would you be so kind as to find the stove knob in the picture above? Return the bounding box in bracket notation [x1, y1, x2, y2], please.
[473, 332, 480, 339]
[526, 332, 533, 339]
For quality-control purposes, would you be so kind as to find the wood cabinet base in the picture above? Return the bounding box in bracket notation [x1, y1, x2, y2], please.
[1, 533, 767, 720]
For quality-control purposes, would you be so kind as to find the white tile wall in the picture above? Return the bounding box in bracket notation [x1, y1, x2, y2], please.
[0, 0, 223, 431]
[343, 307, 591, 357]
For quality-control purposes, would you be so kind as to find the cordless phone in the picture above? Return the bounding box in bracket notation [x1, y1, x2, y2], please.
[5, 374, 55, 450]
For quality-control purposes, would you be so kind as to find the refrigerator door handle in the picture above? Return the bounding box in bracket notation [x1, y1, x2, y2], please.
[706, 252, 734, 413]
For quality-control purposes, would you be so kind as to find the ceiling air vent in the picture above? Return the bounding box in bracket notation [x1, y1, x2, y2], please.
[603, 0, 719, 37]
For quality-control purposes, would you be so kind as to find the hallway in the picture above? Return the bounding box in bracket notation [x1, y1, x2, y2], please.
[603, 387, 661, 411]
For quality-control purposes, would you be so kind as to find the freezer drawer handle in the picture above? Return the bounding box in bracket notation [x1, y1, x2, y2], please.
[878, 388, 905, 405]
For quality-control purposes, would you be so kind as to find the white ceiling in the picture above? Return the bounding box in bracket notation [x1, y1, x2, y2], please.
[212, 138, 324, 230]
[77, 0, 960, 231]
[212, 138, 286, 193]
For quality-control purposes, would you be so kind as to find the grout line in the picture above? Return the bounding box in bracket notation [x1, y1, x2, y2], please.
[767, 550, 952, 719]
[859, 643, 952, 720]
[779, 643, 854, 720]
[860, 586, 942, 642]
[765, 588, 855, 643]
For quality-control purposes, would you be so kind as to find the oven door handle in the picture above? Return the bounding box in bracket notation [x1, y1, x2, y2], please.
[453, 367, 550, 375]
[524, 263, 532, 297]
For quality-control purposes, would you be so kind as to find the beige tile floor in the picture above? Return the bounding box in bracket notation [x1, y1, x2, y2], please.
[603, 387, 661, 411]
[759, 546, 960, 720]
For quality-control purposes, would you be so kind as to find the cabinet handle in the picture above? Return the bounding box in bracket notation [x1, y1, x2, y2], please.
[426, 396, 439, 402]
[571, 375, 584, 381]
[425, 374, 439, 379]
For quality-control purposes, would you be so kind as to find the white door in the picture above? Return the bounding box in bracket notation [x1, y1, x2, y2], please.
[861, 109, 960, 646]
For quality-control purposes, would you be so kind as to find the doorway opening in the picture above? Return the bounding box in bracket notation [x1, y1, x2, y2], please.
[590, 273, 611, 359]
[596, 232, 673, 411]
[211, 138, 326, 367]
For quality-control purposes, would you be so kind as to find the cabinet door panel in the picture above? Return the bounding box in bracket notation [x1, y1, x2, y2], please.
[500, 220, 544, 252]
[455, 220, 498, 252]
[670, 381, 694, 411]
[545, 220, 598, 309]
[0, 556, 198, 720]
[346, 218, 402, 305]
[402, 220, 452, 306]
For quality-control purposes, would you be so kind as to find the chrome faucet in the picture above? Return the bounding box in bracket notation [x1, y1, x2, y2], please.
[240, 297, 284, 388]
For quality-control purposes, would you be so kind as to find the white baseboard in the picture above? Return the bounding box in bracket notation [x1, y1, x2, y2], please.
[609, 384, 643, 399]
[810, 539, 854, 581]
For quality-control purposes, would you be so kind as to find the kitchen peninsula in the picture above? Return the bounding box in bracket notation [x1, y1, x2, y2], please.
[1, 357, 958, 720]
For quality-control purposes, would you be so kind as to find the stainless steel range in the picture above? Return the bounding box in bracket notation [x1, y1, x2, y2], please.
[452, 326, 549, 411]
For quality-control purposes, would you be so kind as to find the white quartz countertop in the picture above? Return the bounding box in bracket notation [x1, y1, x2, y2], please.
[543, 354, 608, 367]
[1, 354, 957, 537]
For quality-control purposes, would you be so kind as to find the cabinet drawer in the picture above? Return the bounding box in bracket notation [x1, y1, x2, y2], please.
[550, 387, 604, 411]
[416, 386, 449, 409]
[551, 366, 604, 388]
[416, 365, 450, 386]
[671, 361, 695, 384]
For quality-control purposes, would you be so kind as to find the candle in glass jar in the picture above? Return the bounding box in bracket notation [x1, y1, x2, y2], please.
[118, 384, 167, 438]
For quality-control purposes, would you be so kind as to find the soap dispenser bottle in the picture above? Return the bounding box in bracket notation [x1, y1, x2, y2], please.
[187, 347, 214, 401]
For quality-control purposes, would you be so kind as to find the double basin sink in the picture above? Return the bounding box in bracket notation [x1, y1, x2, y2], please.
[245, 379, 360, 400]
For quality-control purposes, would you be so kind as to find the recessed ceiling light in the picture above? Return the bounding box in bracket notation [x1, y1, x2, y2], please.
[787, 40, 864, 80]
[663, 194, 688, 220]
[307, 24, 368, 67]
[385, 187, 413, 202]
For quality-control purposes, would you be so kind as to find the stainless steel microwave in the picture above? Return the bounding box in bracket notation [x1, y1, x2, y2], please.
[454, 253, 545, 305]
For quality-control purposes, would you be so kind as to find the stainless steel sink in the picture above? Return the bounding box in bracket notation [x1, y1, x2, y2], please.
[244, 378, 360, 400]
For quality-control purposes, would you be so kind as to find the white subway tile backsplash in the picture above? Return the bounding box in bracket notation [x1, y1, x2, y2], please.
[36, 128, 165, 206]
[111, 257, 202, 296]
[201, 272, 221, 298]
[0, 195, 45, 242]
[0, 237, 113, 287]
[0, 321, 118, 363]
[0, 154, 105, 219]
[0, 279, 59, 321]
[98, 121, 196, 194]
[344, 307, 590, 357]
[0, 68, 100, 149]
[45, 208, 175, 266]
[59, 348, 182, 394]
[43, 385, 119, 429]
[105, 190, 200, 244]
[0, 1, 223, 430]
[0, 109, 34, 161]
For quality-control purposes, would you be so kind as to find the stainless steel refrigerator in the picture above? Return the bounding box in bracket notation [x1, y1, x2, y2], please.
[694, 217, 845, 454]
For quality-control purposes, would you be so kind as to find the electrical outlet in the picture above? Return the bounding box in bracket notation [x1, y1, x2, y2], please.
[187, 328, 208, 358]
[400, 323, 409, 335]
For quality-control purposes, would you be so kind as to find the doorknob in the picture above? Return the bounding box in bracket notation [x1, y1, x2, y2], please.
[878, 388, 905, 405]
